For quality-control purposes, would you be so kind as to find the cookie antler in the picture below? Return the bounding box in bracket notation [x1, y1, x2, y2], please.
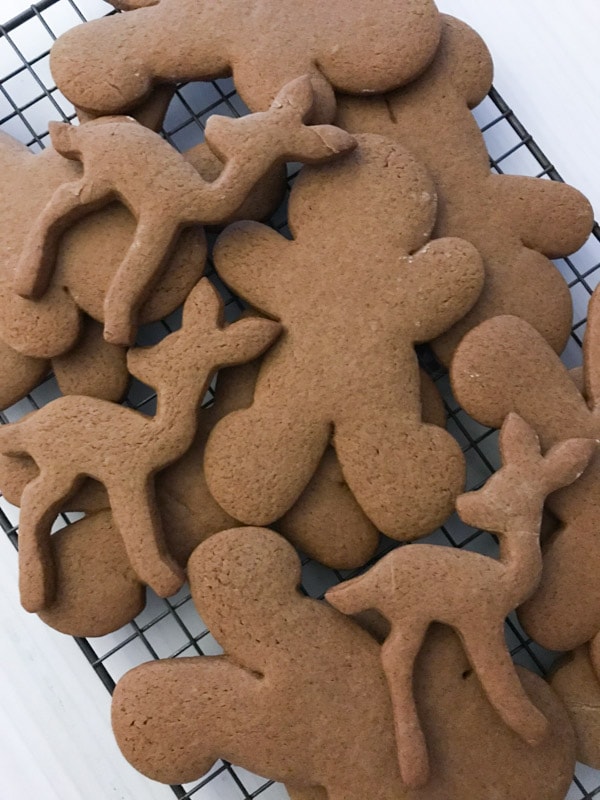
[326, 414, 593, 789]
[0, 279, 279, 612]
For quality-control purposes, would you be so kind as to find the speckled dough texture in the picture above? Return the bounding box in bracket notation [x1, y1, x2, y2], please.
[327, 414, 592, 787]
[51, 0, 442, 123]
[111, 529, 575, 800]
[450, 297, 600, 654]
[336, 15, 593, 364]
[205, 133, 484, 539]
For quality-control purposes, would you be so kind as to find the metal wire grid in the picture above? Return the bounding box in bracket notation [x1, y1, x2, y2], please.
[2, 1, 600, 798]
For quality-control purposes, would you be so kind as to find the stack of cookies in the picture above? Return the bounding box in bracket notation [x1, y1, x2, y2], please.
[1, 1, 599, 797]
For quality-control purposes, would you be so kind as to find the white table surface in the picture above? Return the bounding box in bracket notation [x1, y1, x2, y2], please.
[1, 1, 599, 798]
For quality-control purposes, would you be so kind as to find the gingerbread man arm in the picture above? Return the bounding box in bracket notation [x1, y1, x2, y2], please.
[451, 315, 591, 437]
[396, 237, 484, 342]
[214, 221, 295, 318]
[493, 174, 593, 258]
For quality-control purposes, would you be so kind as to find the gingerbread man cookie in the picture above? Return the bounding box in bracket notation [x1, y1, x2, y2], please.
[205, 134, 484, 538]
[111, 528, 576, 800]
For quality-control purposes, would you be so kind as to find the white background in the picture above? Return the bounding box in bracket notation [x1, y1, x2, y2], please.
[1, 1, 600, 798]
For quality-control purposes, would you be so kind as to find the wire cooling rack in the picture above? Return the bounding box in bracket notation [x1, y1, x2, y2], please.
[2, 2, 600, 799]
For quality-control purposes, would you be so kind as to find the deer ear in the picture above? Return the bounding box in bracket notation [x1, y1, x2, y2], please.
[541, 437, 596, 493]
[181, 278, 223, 332]
[499, 413, 541, 465]
[48, 121, 78, 157]
[584, 285, 600, 411]
[274, 75, 314, 118]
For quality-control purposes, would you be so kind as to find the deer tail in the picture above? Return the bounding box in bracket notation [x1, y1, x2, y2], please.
[326, 573, 375, 616]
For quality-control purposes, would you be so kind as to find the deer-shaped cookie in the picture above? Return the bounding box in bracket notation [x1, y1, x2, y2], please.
[336, 15, 593, 364]
[0, 279, 280, 613]
[13, 76, 355, 345]
[326, 414, 593, 788]
[111, 528, 577, 800]
[205, 134, 484, 538]
[50, 0, 441, 124]
[450, 286, 600, 654]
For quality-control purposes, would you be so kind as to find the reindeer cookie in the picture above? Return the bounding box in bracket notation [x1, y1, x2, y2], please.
[112, 528, 576, 800]
[205, 134, 484, 538]
[336, 15, 593, 364]
[0, 130, 204, 360]
[51, 0, 441, 124]
[0, 279, 279, 613]
[450, 293, 600, 653]
[14, 77, 355, 345]
[327, 414, 592, 786]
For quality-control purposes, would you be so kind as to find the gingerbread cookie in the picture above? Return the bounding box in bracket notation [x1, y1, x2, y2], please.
[37, 510, 146, 637]
[111, 528, 575, 799]
[0, 279, 280, 613]
[0, 316, 128, 410]
[549, 644, 600, 769]
[205, 134, 483, 538]
[336, 15, 593, 364]
[14, 78, 355, 345]
[450, 298, 600, 653]
[327, 414, 592, 786]
[51, 0, 441, 123]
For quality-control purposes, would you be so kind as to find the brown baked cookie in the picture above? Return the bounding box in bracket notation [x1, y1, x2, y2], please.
[0, 316, 128, 412]
[37, 510, 146, 637]
[51, 0, 441, 123]
[0, 279, 279, 613]
[336, 15, 593, 365]
[0, 130, 204, 360]
[14, 78, 355, 345]
[205, 134, 483, 539]
[549, 644, 600, 769]
[450, 301, 600, 653]
[0, 339, 47, 411]
[327, 414, 592, 787]
[111, 528, 575, 799]
[77, 84, 175, 130]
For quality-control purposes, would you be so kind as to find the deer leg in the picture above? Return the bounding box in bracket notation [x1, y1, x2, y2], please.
[13, 179, 110, 298]
[460, 625, 549, 744]
[102, 216, 180, 346]
[18, 471, 80, 612]
[107, 478, 184, 598]
[381, 624, 430, 789]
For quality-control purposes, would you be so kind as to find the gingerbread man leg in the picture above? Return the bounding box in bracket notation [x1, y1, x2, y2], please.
[205, 401, 331, 524]
[334, 412, 464, 539]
